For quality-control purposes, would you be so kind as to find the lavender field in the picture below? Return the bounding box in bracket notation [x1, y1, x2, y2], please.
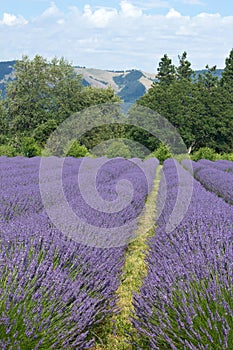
[0, 156, 233, 349]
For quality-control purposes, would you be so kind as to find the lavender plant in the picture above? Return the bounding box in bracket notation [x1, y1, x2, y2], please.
[198, 159, 233, 173]
[214, 160, 233, 173]
[181, 158, 233, 204]
[0, 156, 157, 349]
[133, 159, 233, 349]
[194, 166, 233, 205]
[0, 213, 126, 349]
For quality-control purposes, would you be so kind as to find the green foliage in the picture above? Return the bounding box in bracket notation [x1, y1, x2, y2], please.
[33, 119, 58, 147]
[75, 86, 120, 110]
[144, 277, 233, 349]
[66, 140, 88, 158]
[150, 143, 172, 163]
[125, 125, 160, 153]
[105, 140, 131, 159]
[191, 147, 220, 161]
[0, 144, 16, 157]
[198, 65, 219, 90]
[221, 48, 233, 87]
[137, 50, 233, 154]
[219, 153, 233, 161]
[1, 52, 233, 157]
[4, 55, 83, 133]
[90, 138, 150, 159]
[19, 137, 41, 157]
[138, 79, 201, 150]
[0, 134, 8, 145]
[156, 54, 176, 86]
[177, 51, 194, 81]
[80, 123, 127, 151]
[0, 96, 7, 134]
[1, 55, 121, 157]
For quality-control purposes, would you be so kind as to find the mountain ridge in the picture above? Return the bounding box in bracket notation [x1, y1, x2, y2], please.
[0, 61, 223, 103]
[0, 60, 156, 102]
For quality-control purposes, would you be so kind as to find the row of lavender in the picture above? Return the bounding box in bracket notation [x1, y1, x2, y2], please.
[133, 159, 233, 349]
[0, 156, 158, 349]
[181, 158, 233, 205]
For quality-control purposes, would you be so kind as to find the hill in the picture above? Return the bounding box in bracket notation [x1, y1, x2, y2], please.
[0, 61, 155, 103]
[72, 67, 156, 102]
[0, 61, 224, 103]
[0, 60, 16, 97]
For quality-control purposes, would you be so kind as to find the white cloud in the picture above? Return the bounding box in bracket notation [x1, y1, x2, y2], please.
[0, 2, 232, 72]
[0, 12, 28, 26]
[57, 19, 65, 25]
[181, 0, 204, 4]
[196, 12, 221, 19]
[41, 1, 63, 18]
[166, 8, 182, 18]
[83, 4, 117, 28]
[120, 1, 143, 17]
[132, 1, 170, 9]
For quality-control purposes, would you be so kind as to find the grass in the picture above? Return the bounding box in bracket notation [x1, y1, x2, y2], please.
[92, 165, 162, 349]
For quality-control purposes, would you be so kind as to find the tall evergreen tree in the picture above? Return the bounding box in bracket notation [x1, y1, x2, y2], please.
[198, 65, 219, 91]
[156, 54, 176, 86]
[221, 48, 233, 87]
[136, 50, 233, 153]
[176, 51, 194, 81]
[218, 48, 233, 152]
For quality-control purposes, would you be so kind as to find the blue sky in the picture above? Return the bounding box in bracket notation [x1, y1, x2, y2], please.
[0, 1, 232, 72]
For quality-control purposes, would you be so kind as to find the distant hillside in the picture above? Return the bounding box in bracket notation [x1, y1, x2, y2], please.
[0, 60, 16, 97]
[74, 66, 156, 102]
[194, 68, 223, 80]
[0, 61, 155, 103]
[0, 61, 224, 103]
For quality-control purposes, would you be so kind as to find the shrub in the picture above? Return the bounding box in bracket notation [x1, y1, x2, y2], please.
[19, 137, 41, 157]
[105, 140, 131, 159]
[66, 140, 89, 158]
[150, 143, 172, 163]
[0, 144, 16, 157]
[191, 147, 219, 161]
[219, 153, 233, 161]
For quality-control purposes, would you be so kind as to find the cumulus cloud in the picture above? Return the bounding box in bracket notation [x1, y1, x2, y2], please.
[41, 1, 63, 18]
[0, 1, 232, 72]
[83, 4, 117, 28]
[166, 8, 182, 18]
[120, 1, 143, 17]
[0, 12, 28, 26]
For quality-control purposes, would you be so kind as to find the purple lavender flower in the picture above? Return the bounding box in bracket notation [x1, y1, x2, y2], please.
[133, 159, 233, 349]
[0, 155, 158, 348]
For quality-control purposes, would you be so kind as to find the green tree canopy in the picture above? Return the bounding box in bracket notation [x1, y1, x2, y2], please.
[136, 51, 233, 154]
[156, 54, 176, 86]
[106, 140, 131, 159]
[176, 51, 194, 81]
[4, 55, 83, 133]
[0, 95, 7, 134]
[221, 48, 233, 87]
[198, 65, 219, 91]
[4, 55, 120, 137]
[66, 140, 88, 158]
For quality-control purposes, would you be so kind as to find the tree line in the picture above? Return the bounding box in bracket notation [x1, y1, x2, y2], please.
[0, 51, 232, 159]
[136, 50, 233, 156]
